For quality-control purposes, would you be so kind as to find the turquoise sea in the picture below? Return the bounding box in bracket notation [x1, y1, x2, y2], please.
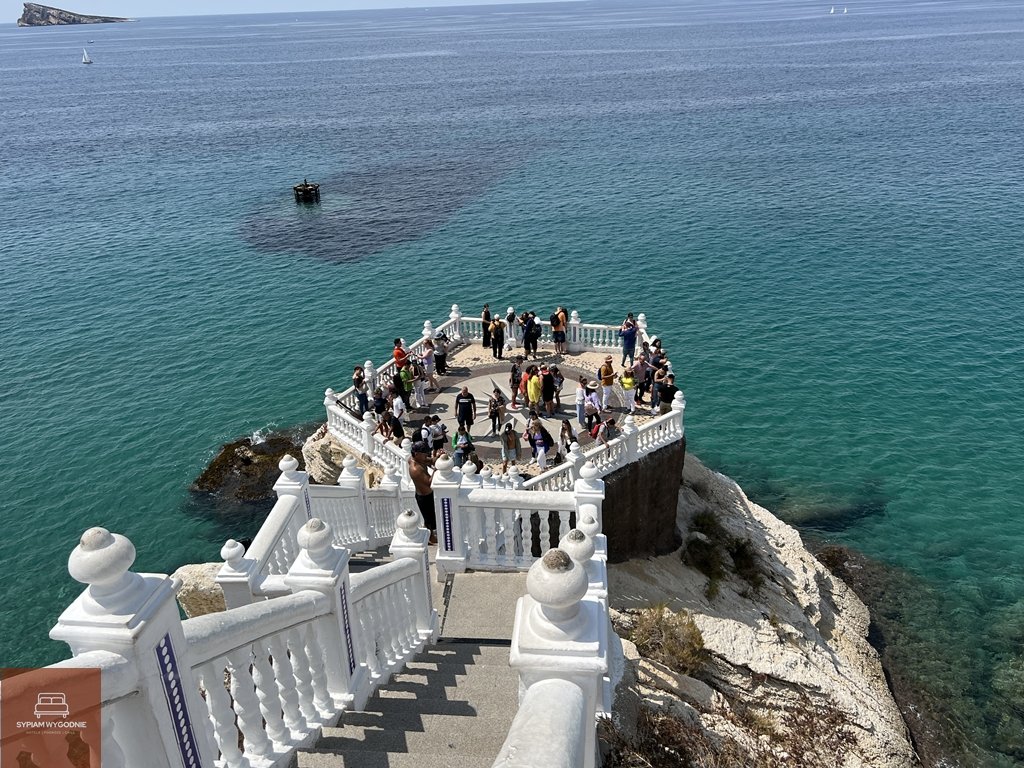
[2, 0, 1023, 762]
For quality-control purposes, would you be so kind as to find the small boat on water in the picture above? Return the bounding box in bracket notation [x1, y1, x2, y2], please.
[829, 6, 835, 13]
[82, 48, 92, 64]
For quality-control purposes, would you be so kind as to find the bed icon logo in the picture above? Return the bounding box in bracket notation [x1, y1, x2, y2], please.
[34, 692, 69, 719]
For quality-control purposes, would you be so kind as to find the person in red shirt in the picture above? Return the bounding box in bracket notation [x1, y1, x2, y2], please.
[393, 338, 408, 369]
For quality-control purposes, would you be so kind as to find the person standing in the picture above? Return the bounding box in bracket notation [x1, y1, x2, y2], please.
[593, 417, 617, 445]
[527, 366, 542, 414]
[390, 394, 407, 442]
[481, 304, 492, 349]
[499, 423, 521, 473]
[620, 314, 638, 367]
[558, 419, 576, 459]
[651, 363, 668, 414]
[452, 425, 473, 467]
[454, 385, 477, 430]
[487, 387, 506, 434]
[400, 363, 416, 410]
[393, 338, 408, 369]
[531, 423, 554, 470]
[584, 382, 602, 431]
[435, 334, 448, 375]
[599, 355, 616, 411]
[352, 366, 369, 416]
[509, 356, 523, 408]
[541, 364, 556, 417]
[421, 339, 439, 391]
[574, 376, 587, 428]
[522, 312, 539, 359]
[657, 374, 680, 415]
[408, 442, 437, 543]
[490, 317, 505, 359]
[429, 415, 448, 454]
[619, 368, 637, 414]
[550, 306, 566, 354]
[551, 365, 564, 408]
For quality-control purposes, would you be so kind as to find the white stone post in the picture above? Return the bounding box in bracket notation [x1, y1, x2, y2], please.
[389, 510, 439, 642]
[50, 528, 217, 768]
[324, 387, 338, 412]
[672, 390, 686, 436]
[217, 538, 258, 608]
[284, 518, 368, 710]
[364, 360, 377, 391]
[507, 305, 518, 348]
[449, 304, 463, 342]
[275, 454, 313, 520]
[432, 456, 467, 581]
[636, 312, 648, 340]
[399, 438, 414, 491]
[568, 309, 583, 354]
[422, 319, 435, 341]
[573, 461, 605, 531]
[480, 466, 495, 488]
[577, 508, 607, 563]
[560, 528, 606, 602]
[565, 441, 585, 486]
[460, 462, 482, 489]
[361, 410, 377, 456]
[507, 464, 524, 490]
[621, 415, 638, 462]
[510, 550, 607, 768]
[336, 455, 372, 545]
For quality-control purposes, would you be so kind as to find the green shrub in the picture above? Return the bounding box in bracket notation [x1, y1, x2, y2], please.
[628, 606, 707, 678]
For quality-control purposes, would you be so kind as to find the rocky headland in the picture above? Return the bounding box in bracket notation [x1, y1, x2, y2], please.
[17, 3, 132, 26]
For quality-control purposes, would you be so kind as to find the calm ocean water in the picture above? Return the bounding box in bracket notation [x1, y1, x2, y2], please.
[2, 0, 1023, 761]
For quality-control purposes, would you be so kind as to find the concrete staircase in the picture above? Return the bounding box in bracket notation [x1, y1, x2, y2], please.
[296, 641, 517, 768]
[296, 567, 528, 768]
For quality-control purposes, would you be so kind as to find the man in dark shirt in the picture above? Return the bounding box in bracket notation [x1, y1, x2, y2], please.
[454, 386, 477, 430]
[657, 374, 680, 415]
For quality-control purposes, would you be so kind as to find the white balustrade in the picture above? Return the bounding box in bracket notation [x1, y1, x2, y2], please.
[494, 548, 610, 768]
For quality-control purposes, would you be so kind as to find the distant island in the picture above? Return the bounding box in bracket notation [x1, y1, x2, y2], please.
[17, 2, 133, 26]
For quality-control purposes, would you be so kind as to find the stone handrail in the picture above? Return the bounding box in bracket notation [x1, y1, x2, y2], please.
[493, 536, 612, 768]
[523, 395, 685, 490]
[491, 678, 587, 768]
[46, 515, 437, 768]
[244, 494, 305, 577]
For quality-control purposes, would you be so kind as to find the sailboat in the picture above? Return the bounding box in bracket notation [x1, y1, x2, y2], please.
[829, 6, 835, 13]
[82, 48, 92, 64]
[843, 7, 848, 12]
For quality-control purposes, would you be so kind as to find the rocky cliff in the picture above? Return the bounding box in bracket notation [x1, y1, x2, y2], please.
[605, 454, 917, 767]
[17, 3, 131, 26]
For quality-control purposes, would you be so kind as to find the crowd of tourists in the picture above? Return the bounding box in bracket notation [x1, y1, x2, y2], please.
[342, 309, 681, 541]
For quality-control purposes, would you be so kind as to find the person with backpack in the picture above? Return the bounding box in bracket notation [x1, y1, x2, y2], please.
[591, 417, 617, 445]
[550, 307, 566, 354]
[522, 312, 540, 359]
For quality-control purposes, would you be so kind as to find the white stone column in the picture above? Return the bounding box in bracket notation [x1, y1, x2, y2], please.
[449, 304, 463, 342]
[361, 410, 377, 457]
[460, 462, 482, 489]
[389, 510, 439, 642]
[565, 441, 585, 485]
[283, 518, 367, 710]
[479, 466, 495, 488]
[577, 509, 607, 563]
[422, 319, 435, 341]
[568, 310, 583, 354]
[507, 464, 524, 490]
[336, 455, 371, 545]
[275, 454, 313, 520]
[432, 456, 467, 581]
[364, 360, 377, 391]
[509, 549, 607, 768]
[49, 528, 217, 768]
[399, 438, 414, 491]
[672, 390, 686, 436]
[216, 538, 258, 609]
[573, 461, 605, 531]
[636, 312, 648, 341]
[621, 415, 638, 462]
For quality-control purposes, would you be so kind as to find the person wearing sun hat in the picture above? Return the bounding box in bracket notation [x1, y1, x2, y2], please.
[599, 354, 616, 412]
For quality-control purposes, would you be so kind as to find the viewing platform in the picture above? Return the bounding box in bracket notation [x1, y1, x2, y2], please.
[4, 304, 685, 768]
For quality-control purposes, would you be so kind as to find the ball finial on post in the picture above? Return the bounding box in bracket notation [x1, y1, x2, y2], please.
[68, 527, 143, 613]
[526, 549, 589, 641]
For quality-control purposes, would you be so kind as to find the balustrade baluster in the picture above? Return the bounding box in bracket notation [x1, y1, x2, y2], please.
[514, 510, 525, 558]
[558, 510, 572, 543]
[384, 584, 407, 661]
[303, 622, 334, 717]
[267, 634, 308, 736]
[251, 647, 290, 746]
[228, 646, 275, 760]
[355, 605, 381, 678]
[478, 507, 493, 560]
[539, 508, 551, 556]
[80, 704, 125, 768]
[286, 627, 321, 726]
[198, 662, 248, 768]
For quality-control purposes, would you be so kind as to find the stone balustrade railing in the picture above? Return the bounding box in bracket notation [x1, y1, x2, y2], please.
[522, 391, 686, 490]
[324, 305, 658, 483]
[492, 516, 614, 768]
[22, 512, 437, 768]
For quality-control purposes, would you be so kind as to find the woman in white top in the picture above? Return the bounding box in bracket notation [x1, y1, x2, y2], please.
[574, 376, 587, 428]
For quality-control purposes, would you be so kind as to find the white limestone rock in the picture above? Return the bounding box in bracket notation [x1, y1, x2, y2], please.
[608, 455, 917, 768]
[173, 562, 225, 618]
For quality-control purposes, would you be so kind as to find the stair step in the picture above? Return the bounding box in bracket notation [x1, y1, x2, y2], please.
[297, 750, 494, 768]
[371, 674, 519, 702]
[359, 694, 512, 718]
[312, 715, 512, 755]
[413, 643, 512, 666]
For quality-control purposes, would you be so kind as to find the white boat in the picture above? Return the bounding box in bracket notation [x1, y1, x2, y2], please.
[82, 48, 92, 64]
[829, 6, 835, 13]
[843, 7, 848, 12]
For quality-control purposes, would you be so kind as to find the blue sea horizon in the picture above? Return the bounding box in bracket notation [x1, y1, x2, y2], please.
[1, 0, 1022, 762]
